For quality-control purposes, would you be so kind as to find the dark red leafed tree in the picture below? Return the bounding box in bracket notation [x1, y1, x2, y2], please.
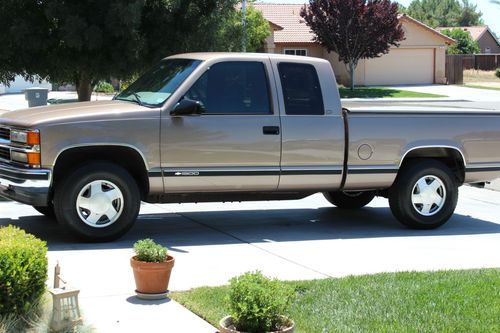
[301, 0, 405, 90]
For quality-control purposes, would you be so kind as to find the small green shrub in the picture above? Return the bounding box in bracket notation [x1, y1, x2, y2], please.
[496, 68, 500, 79]
[133, 239, 168, 263]
[0, 226, 47, 316]
[94, 81, 115, 94]
[227, 271, 294, 333]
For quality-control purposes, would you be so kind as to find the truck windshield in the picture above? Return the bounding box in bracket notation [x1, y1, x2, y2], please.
[115, 59, 201, 107]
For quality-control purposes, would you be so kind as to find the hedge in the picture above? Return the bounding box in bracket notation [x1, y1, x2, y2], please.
[0, 226, 48, 315]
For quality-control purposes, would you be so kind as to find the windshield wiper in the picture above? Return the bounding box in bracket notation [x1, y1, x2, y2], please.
[130, 92, 143, 106]
[114, 93, 143, 106]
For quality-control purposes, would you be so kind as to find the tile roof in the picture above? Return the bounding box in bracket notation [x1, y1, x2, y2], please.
[253, 3, 315, 44]
[435, 26, 489, 41]
[254, 3, 454, 45]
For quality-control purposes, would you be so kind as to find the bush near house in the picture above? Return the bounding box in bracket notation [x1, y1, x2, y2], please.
[496, 68, 500, 79]
[0, 226, 48, 316]
[227, 271, 294, 332]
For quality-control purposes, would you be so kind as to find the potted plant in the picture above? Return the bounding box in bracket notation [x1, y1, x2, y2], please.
[130, 238, 174, 299]
[219, 271, 295, 333]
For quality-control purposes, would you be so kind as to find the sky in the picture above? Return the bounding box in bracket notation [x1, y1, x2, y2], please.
[258, 0, 500, 36]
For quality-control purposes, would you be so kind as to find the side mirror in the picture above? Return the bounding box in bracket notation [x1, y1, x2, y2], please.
[170, 99, 204, 116]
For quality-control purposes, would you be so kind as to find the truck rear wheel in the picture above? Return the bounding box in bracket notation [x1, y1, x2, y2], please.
[389, 160, 458, 229]
[323, 191, 375, 209]
[53, 162, 140, 242]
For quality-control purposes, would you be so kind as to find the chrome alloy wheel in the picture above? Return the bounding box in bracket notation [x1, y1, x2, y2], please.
[76, 180, 124, 228]
[411, 175, 447, 216]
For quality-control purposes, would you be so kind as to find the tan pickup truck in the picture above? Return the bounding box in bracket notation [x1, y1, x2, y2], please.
[1, 53, 500, 241]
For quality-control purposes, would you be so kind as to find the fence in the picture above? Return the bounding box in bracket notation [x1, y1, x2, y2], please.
[461, 54, 500, 70]
[446, 55, 464, 85]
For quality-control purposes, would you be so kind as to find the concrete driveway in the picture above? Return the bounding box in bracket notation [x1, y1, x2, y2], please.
[1, 186, 500, 331]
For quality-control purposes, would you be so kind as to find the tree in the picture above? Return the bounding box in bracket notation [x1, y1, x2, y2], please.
[185, 3, 271, 53]
[441, 29, 480, 54]
[301, 0, 404, 90]
[217, 5, 271, 52]
[457, 0, 483, 26]
[0, 0, 239, 101]
[406, 0, 483, 28]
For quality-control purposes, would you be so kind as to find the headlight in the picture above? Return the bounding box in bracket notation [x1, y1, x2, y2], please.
[10, 129, 40, 145]
[10, 130, 27, 143]
[11, 151, 41, 167]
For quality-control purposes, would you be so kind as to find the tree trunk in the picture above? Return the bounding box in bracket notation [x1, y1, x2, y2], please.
[76, 72, 93, 102]
[349, 62, 355, 91]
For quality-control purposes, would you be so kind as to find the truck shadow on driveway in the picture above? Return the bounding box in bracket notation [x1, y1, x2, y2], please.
[1, 205, 499, 251]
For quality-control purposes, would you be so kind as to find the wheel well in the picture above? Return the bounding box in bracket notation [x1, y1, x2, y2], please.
[52, 146, 149, 200]
[400, 147, 465, 184]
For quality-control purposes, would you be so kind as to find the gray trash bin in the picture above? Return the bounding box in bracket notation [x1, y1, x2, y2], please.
[25, 87, 49, 107]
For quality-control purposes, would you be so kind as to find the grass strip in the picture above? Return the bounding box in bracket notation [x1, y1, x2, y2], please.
[171, 269, 500, 333]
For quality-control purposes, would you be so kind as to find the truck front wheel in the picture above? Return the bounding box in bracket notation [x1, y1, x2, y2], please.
[323, 191, 376, 209]
[53, 162, 140, 242]
[389, 160, 458, 229]
[33, 202, 55, 219]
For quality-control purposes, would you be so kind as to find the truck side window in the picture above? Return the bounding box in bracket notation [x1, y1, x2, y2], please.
[184, 61, 271, 115]
[278, 63, 324, 115]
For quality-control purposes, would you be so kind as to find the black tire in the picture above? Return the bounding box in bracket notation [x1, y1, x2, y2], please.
[388, 160, 458, 229]
[53, 162, 140, 242]
[323, 191, 376, 209]
[33, 202, 56, 219]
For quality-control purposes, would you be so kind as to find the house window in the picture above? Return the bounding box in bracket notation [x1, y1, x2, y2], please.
[485, 47, 491, 54]
[284, 49, 307, 56]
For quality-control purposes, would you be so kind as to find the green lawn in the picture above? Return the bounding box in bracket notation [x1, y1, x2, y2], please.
[465, 84, 500, 91]
[339, 87, 446, 98]
[171, 269, 500, 333]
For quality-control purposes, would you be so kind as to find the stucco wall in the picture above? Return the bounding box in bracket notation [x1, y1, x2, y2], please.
[270, 18, 449, 86]
[274, 44, 323, 57]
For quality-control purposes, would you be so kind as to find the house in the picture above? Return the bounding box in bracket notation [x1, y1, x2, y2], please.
[436, 26, 500, 54]
[254, 3, 455, 86]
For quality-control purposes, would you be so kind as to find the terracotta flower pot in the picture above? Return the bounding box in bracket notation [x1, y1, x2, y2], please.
[219, 315, 294, 333]
[130, 255, 175, 295]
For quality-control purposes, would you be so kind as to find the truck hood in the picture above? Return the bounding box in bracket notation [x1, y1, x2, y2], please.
[0, 100, 153, 128]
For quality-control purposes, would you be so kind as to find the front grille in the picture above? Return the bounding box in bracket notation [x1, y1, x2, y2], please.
[0, 147, 10, 161]
[0, 127, 10, 141]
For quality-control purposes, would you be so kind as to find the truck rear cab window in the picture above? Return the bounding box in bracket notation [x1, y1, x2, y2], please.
[278, 63, 324, 115]
[184, 61, 272, 115]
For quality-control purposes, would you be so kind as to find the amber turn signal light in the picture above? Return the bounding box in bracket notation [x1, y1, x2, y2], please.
[27, 152, 41, 166]
[27, 132, 40, 145]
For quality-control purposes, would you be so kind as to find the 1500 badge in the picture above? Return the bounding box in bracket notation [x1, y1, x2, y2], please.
[174, 171, 200, 176]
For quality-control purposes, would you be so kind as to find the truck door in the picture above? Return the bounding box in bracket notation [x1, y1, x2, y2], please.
[161, 60, 281, 192]
[273, 60, 345, 191]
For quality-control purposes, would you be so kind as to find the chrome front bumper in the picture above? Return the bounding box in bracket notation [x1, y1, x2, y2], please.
[0, 162, 51, 206]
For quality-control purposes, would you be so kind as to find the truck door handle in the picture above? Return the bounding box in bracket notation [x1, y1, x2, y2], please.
[263, 126, 280, 135]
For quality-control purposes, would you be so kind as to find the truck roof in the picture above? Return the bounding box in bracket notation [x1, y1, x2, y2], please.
[165, 52, 330, 65]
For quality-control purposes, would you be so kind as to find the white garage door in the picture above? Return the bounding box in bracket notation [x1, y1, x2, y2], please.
[365, 49, 434, 85]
